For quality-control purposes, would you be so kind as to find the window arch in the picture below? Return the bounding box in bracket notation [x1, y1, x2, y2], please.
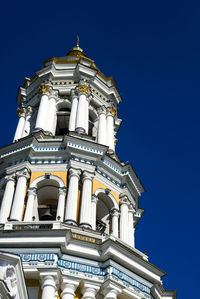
[29, 174, 65, 221]
[94, 188, 118, 234]
[55, 101, 71, 136]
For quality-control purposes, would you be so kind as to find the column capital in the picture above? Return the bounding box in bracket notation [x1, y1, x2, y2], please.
[61, 277, 79, 297]
[77, 83, 90, 95]
[69, 168, 81, 179]
[128, 204, 135, 214]
[87, 94, 93, 103]
[71, 89, 78, 100]
[49, 89, 58, 100]
[27, 187, 37, 197]
[107, 106, 117, 117]
[110, 208, 120, 217]
[119, 193, 129, 205]
[58, 187, 67, 196]
[91, 194, 98, 204]
[39, 83, 51, 95]
[101, 281, 122, 298]
[40, 274, 58, 288]
[82, 171, 94, 182]
[97, 105, 107, 116]
[17, 107, 26, 118]
[5, 174, 15, 183]
[81, 282, 100, 298]
[25, 106, 33, 116]
[16, 168, 30, 180]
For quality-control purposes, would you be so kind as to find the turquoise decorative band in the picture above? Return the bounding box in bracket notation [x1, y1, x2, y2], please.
[20, 253, 151, 296]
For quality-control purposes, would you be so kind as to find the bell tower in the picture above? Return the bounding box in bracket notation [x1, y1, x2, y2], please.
[0, 42, 176, 299]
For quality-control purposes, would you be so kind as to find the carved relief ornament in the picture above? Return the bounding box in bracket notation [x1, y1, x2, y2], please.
[77, 83, 90, 95]
[39, 83, 50, 95]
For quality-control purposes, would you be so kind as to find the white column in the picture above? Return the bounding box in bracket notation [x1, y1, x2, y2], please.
[24, 188, 37, 222]
[13, 109, 26, 142]
[110, 208, 120, 238]
[102, 283, 121, 299]
[56, 187, 67, 222]
[119, 194, 129, 243]
[0, 174, 15, 223]
[75, 93, 87, 133]
[35, 93, 50, 132]
[47, 93, 57, 135]
[91, 195, 98, 230]
[106, 109, 115, 153]
[64, 168, 81, 225]
[61, 278, 79, 299]
[10, 168, 30, 221]
[84, 96, 90, 134]
[79, 171, 94, 229]
[97, 106, 107, 145]
[22, 106, 32, 138]
[81, 283, 99, 299]
[69, 92, 78, 132]
[128, 205, 135, 247]
[41, 275, 57, 299]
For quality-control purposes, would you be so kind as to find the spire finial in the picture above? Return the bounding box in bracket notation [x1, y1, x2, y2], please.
[77, 35, 79, 47]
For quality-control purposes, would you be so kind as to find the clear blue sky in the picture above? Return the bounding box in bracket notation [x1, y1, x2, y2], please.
[0, 1, 199, 297]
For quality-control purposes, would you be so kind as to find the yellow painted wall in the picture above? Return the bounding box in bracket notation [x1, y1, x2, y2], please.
[29, 171, 67, 187]
[92, 178, 119, 205]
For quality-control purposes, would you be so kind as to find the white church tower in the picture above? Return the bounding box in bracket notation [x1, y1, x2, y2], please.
[0, 40, 176, 299]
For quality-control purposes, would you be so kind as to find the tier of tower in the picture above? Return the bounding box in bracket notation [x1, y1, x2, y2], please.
[14, 84, 118, 154]
[0, 168, 136, 247]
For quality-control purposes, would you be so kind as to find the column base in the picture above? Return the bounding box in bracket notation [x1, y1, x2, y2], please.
[33, 128, 53, 136]
[79, 223, 92, 229]
[107, 149, 114, 154]
[64, 219, 77, 226]
[75, 127, 85, 134]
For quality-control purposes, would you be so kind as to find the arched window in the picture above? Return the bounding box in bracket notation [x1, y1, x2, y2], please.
[56, 107, 71, 136]
[27, 174, 65, 222]
[37, 179, 59, 221]
[95, 190, 118, 234]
